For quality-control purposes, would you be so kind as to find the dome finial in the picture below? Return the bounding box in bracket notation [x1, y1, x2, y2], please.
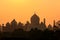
[34, 11, 36, 14]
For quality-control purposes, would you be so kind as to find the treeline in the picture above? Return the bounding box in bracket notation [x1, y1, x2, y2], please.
[0, 28, 60, 40]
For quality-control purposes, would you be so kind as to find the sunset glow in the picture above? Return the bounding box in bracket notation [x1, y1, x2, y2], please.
[0, 0, 60, 26]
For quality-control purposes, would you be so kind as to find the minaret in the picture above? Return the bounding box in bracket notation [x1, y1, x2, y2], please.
[1, 25, 2, 32]
[1, 24, 4, 32]
[0, 25, 2, 32]
[53, 20, 55, 27]
[44, 18, 46, 25]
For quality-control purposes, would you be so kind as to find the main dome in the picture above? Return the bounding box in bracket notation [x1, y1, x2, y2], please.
[31, 14, 40, 25]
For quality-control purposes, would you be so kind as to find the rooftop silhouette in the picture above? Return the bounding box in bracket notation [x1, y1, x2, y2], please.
[0, 13, 60, 39]
[0, 13, 60, 32]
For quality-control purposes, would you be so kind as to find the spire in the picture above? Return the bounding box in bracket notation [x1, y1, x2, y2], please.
[53, 20, 55, 27]
[34, 11, 36, 14]
[44, 18, 46, 25]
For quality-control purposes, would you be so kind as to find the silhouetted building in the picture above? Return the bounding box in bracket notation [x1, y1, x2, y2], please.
[31, 14, 40, 25]
[48, 24, 53, 30]
[17, 22, 23, 29]
[6, 22, 11, 32]
[40, 22, 46, 31]
[39, 18, 46, 31]
[2, 24, 6, 32]
[24, 13, 47, 31]
[11, 19, 17, 32]
[0, 13, 60, 32]
[53, 20, 56, 27]
[30, 14, 40, 30]
[53, 20, 60, 30]
[44, 18, 46, 25]
[24, 21, 31, 31]
[56, 20, 60, 28]
[53, 20, 58, 31]
[0, 24, 1, 32]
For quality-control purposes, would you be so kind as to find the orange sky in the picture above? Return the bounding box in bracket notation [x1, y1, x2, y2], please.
[0, 0, 60, 26]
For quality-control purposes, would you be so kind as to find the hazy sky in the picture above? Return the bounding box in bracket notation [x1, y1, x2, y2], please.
[0, 0, 60, 26]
